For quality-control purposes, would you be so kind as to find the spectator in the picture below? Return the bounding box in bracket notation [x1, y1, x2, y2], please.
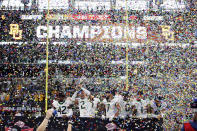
[37, 108, 74, 131]
[37, 108, 54, 131]
[181, 99, 197, 131]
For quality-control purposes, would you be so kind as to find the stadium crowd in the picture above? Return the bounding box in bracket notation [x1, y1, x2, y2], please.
[0, 42, 196, 130]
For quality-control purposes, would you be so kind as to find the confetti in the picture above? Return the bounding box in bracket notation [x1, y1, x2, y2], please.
[0, 0, 196, 130]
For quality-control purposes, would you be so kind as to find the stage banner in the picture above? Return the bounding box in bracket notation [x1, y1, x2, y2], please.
[0, 11, 194, 43]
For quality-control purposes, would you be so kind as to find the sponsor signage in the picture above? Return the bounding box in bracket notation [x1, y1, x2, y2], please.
[46, 14, 111, 20]
[160, 0, 186, 10]
[0, 42, 192, 48]
[0, 106, 42, 111]
[129, 16, 138, 20]
[38, 0, 69, 10]
[21, 15, 43, 20]
[116, 0, 149, 10]
[143, 16, 163, 21]
[74, 0, 111, 10]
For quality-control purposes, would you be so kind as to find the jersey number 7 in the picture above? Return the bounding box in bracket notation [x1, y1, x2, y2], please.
[107, 104, 110, 112]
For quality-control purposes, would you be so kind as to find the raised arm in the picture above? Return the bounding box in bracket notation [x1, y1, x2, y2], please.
[71, 91, 78, 101]
[37, 109, 53, 131]
[81, 87, 91, 96]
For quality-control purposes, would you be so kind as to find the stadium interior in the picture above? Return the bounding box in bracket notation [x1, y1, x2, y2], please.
[0, 0, 196, 130]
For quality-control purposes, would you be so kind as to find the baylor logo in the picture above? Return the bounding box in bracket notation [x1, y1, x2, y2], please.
[9, 24, 22, 40]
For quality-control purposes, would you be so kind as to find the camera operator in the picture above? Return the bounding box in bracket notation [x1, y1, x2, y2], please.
[181, 98, 197, 131]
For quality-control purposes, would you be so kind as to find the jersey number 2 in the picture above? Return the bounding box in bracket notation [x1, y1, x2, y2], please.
[81, 101, 85, 109]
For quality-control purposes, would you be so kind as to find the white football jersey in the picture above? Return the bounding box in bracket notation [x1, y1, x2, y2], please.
[78, 98, 92, 117]
[114, 94, 123, 101]
[52, 97, 73, 117]
[119, 100, 132, 118]
[89, 98, 100, 117]
[150, 100, 167, 115]
[103, 98, 119, 119]
[131, 99, 144, 117]
[131, 99, 150, 118]
[141, 99, 150, 114]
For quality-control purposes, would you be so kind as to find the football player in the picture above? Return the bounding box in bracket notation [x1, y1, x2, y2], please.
[52, 91, 73, 118]
[102, 90, 121, 121]
[72, 85, 100, 118]
[150, 96, 167, 118]
[119, 92, 132, 119]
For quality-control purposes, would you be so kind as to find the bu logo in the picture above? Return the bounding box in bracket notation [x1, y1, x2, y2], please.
[9, 24, 22, 40]
[160, 25, 174, 41]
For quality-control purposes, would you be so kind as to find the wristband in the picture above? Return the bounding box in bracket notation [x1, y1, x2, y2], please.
[53, 110, 58, 116]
